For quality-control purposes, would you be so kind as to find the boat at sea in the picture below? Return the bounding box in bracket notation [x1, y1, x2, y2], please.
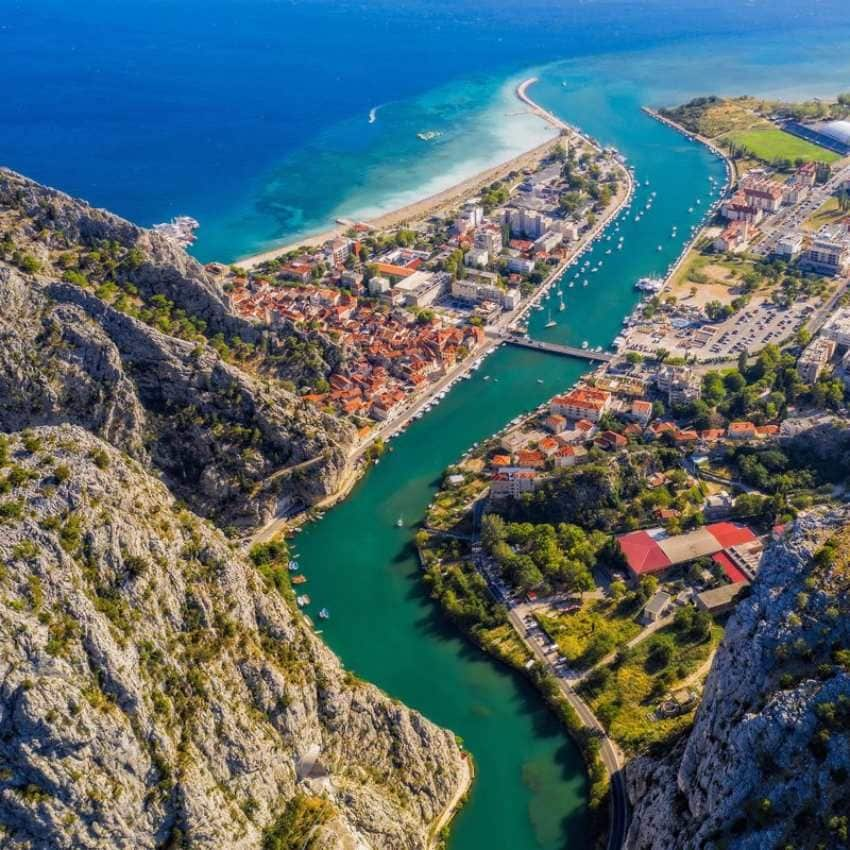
[635, 276, 664, 293]
[417, 130, 442, 141]
[545, 309, 557, 328]
[318, 608, 330, 620]
[581, 340, 589, 350]
[296, 594, 311, 607]
[395, 516, 404, 528]
[292, 574, 308, 585]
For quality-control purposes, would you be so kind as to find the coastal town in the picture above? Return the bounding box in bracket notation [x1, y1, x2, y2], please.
[203, 95, 628, 447]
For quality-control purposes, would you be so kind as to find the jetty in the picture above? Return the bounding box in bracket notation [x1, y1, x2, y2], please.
[502, 334, 613, 362]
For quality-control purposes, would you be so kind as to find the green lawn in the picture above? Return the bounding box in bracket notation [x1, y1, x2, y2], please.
[535, 596, 642, 670]
[724, 127, 840, 165]
[804, 196, 846, 232]
[578, 622, 723, 755]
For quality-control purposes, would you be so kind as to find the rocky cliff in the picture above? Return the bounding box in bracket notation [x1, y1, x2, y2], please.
[0, 425, 467, 850]
[0, 168, 355, 528]
[625, 509, 850, 850]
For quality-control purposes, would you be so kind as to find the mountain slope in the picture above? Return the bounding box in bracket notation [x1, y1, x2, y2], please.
[0, 425, 466, 850]
[625, 509, 850, 850]
[0, 168, 354, 527]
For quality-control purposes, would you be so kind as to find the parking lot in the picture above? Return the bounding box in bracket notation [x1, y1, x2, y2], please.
[624, 296, 815, 362]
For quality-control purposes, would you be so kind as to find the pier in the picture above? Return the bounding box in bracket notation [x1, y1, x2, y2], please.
[502, 334, 614, 362]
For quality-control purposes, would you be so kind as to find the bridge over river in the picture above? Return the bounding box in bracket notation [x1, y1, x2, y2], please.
[501, 333, 614, 362]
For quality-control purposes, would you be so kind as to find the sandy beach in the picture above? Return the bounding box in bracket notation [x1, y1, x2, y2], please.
[237, 134, 563, 270]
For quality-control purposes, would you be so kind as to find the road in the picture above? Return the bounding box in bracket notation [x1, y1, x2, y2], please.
[752, 162, 850, 258]
[502, 604, 630, 850]
[470, 540, 630, 850]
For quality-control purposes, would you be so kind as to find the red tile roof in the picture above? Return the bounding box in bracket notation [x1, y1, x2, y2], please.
[712, 552, 749, 584]
[706, 522, 758, 549]
[616, 531, 673, 576]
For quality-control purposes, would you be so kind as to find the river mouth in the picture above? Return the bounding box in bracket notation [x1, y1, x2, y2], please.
[282, 63, 728, 848]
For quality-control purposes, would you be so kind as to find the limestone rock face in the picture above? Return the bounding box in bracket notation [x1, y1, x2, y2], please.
[0, 426, 465, 850]
[624, 510, 850, 850]
[0, 168, 355, 527]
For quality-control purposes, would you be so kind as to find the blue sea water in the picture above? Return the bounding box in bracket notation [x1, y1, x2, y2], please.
[3, 0, 850, 263]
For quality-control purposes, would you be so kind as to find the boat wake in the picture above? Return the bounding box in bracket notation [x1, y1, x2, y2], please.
[368, 104, 382, 124]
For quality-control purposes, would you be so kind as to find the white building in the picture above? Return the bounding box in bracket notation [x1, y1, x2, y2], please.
[502, 288, 521, 310]
[451, 277, 515, 310]
[368, 275, 390, 296]
[326, 237, 352, 266]
[464, 247, 490, 268]
[533, 231, 563, 255]
[773, 233, 804, 261]
[504, 208, 551, 240]
[507, 257, 535, 275]
[797, 337, 837, 383]
[801, 230, 850, 276]
[454, 203, 484, 235]
[490, 469, 539, 499]
[554, 220, 580, 241]
[395, 270, 449, 307]
[473, 225, 503, 255]
[821, 308, 850, 348]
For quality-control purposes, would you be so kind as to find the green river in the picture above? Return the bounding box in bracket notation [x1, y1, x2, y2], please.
[289, 70, 726, 849]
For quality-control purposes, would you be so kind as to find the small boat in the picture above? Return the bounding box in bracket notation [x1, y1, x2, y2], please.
[318, 608, 330, 620]
[292, 575, 308, 585]
[657, 245, 663, 251]
[545, 309, 557, 328]
[558, 297, 565, 312]
[395, 516, 403, 527]
[581, 340, 589, 350]
[296, 594, 311, 607]
[417, 130, 442, 141]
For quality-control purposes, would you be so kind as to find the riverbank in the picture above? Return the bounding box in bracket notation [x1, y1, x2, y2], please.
[418, 535, 617, 850]
[236, 135, 562, 269]
[640, 107, 733, 292]
[428, 753, 474, 850]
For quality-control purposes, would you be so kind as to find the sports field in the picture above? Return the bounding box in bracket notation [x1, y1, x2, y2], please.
[723, 126, 840, 164]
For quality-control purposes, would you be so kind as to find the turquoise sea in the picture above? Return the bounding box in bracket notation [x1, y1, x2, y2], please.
[4, 1, 850, 262]
[5, 3, 850, 849]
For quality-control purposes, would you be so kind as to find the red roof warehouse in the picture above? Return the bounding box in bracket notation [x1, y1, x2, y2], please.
[617, 522, 758, 580]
